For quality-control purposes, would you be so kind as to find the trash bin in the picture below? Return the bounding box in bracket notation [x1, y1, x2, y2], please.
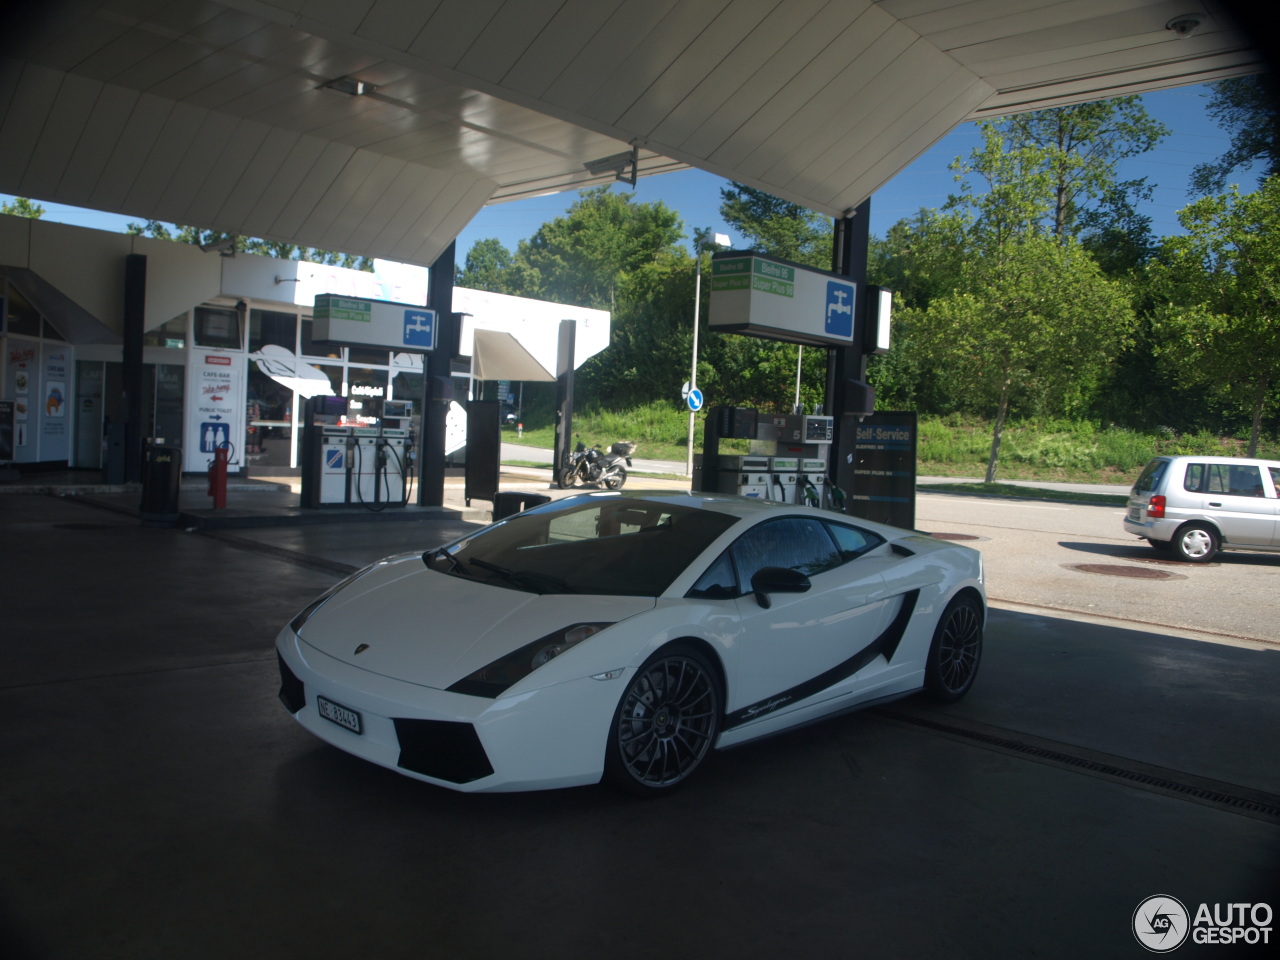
[492, 491, 551, 520]
[140, 442, 182, 526]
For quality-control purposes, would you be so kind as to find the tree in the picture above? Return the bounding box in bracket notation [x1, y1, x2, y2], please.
[455, 237, 514, 291]
[1, 196, 44, 218]
[914, 234, 1134, 481]
[125, 220, 374, 270]
[1189, 77, 1280, 195]
[1150, 177, 1280, 456]
[948, 97, 1167, 246]
[507, 187, 683, 309]
[718, 182, 830, 269]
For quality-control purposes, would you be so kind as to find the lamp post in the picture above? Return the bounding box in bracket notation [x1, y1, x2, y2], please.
[687, 233, 731, 477]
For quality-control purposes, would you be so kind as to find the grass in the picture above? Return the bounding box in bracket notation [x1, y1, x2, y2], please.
[502, 408, 1278, 490]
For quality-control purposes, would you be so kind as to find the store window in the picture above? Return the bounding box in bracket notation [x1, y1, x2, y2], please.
[300, 317, 342, 359]
[249, 309, 298, 353]
[346, 366, 388, 424]
[349, 346, 389, 366]
[144, 315, 187, 349]
[194, 306, 242, 349]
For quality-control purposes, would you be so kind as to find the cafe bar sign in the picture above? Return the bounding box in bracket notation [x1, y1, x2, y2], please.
[709, 252, 857, 347]
[312, 293, 436, 352]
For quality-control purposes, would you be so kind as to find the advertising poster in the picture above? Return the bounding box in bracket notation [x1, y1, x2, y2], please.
[40, 346, 70, 462]
[185, 351, 243, 472]
[8, 343, 36, 453]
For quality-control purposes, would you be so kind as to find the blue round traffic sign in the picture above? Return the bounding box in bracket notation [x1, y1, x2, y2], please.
[687, 387, 704, 412]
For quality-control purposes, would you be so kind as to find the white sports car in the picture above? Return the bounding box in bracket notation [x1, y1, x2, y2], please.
[276, 492, 985, 794]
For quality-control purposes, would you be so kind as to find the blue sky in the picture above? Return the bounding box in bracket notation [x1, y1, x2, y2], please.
[4, 83, 1261, 263]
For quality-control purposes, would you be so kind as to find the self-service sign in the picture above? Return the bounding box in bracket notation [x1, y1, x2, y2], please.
[313, 294, 436, 352]
[709, 253, 856, 347]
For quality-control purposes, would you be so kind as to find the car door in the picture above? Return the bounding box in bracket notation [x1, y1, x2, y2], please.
[721, 517, 892, 723]
[1187, 462, 1277, 546]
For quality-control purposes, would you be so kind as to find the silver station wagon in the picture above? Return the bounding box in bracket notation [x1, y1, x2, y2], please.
[1124, 456, 1280, 562]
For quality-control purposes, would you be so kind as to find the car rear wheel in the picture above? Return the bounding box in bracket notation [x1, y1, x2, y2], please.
[604, 645, 721, 796]
[924, 595, 983, 703]
[1173, 523, 1218, 562]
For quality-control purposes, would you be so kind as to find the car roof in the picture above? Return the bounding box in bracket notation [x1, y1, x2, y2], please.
[551, 490, 912, 535]
[1156, 455, 1280, 468]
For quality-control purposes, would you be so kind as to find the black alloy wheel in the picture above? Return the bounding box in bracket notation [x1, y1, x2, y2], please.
[924, 595, 983, 703]
[604, 645, 721, 795]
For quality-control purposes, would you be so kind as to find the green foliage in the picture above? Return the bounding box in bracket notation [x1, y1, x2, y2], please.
[1190, 77, 1280, 194]
[124, 220, 374, 269]
[455, 237, 514, 290]
[1148, 176, 1280, 455]
[718, 182, 831, 268]
[0, 197, 44, 218]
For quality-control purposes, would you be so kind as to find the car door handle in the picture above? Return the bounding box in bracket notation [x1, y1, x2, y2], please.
[1208, 501, 1222, 507]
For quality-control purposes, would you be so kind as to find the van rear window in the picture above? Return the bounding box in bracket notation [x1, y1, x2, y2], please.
[1133, 459, 1167, 494]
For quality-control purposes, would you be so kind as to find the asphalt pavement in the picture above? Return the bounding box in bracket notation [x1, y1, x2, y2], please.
[1, 470, 1278, 959]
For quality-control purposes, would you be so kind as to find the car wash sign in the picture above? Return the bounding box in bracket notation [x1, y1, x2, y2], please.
[312, 294, 436, 351]
[709, 252, 856, 347]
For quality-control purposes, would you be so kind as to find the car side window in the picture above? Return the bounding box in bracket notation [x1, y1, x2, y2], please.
[1270, 466, 1280, 494]
[825, 521, 886, 560]
[729, 518, 843, 584]
[1182, 463, 1204, 492]
[1227, 465, 1265, 497]
[687, 551, 739, 600]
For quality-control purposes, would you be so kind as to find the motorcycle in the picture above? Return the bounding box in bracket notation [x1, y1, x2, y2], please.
[558, 438, 636, 490]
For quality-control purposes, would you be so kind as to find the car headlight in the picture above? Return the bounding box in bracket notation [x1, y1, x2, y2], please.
[447, 623, 612, 698]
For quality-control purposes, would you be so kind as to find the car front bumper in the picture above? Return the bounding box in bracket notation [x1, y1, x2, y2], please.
[275, 627, 626, 792]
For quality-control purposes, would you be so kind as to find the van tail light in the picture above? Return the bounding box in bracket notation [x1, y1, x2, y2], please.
[1148, 495, 1166, 519]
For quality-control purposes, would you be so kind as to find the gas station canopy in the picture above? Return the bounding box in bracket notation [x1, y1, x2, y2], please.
[0, 1, 1263, 266]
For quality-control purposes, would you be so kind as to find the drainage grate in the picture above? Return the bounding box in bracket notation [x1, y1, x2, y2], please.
[52, 522, 116, 531]
[929, 532, 980, 541]
[1065, 562, 1185, 580]
[878, 709, 1280, 822]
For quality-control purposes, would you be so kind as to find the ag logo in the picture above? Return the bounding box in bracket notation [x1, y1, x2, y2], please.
[1134, 895, 1190, 952]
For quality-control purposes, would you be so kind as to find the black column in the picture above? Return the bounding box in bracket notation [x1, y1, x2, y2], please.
[824, 198, 871, 451]
[419, 242, 456, 507]
[123, 254, 146, 483]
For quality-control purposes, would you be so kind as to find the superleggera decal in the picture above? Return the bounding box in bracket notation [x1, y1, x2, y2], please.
[723, 589, 921, 730]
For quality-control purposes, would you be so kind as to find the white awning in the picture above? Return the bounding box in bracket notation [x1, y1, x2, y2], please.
[471, 328, 555, 382]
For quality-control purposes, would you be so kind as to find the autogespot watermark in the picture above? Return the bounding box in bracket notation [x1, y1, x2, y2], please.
[1133, 895, 1273, 952]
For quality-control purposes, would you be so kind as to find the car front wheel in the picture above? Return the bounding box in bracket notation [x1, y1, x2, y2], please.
[924, 594, 983, 703]
[1173, 523, 1218, 562]
[604, 645, 721, 795]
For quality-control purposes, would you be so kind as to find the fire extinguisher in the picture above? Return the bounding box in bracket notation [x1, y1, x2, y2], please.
[208, 443, 231, 510]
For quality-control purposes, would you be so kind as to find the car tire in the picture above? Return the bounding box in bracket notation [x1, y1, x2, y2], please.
[924, 594, 983, 704]
[1172, 522, 1219, 562]
[604, 467, 627, 490]
[604, 644, 721, 796]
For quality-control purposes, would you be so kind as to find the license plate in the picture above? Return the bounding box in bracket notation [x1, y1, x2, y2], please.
[317, 695, 363, 734]
[1128, 508, 1141, 521]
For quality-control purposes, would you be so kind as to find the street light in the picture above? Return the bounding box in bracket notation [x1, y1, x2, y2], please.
[687, 233, 731, 477]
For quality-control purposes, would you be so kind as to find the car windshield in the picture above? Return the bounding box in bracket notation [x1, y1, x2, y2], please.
[425, 497, 740, 596]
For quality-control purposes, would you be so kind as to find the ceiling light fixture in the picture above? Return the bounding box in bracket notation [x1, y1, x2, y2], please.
[321, 76, 376, 97]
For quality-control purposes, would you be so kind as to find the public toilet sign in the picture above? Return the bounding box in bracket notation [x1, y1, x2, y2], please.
[312, 293, 436, 351]
[709, 252, 856, 347]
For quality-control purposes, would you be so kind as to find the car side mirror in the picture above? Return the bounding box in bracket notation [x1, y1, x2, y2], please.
[751, 566, 811, 609]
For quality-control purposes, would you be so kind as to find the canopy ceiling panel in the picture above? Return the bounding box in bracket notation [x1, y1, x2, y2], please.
[0, 0, 1263, 266]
